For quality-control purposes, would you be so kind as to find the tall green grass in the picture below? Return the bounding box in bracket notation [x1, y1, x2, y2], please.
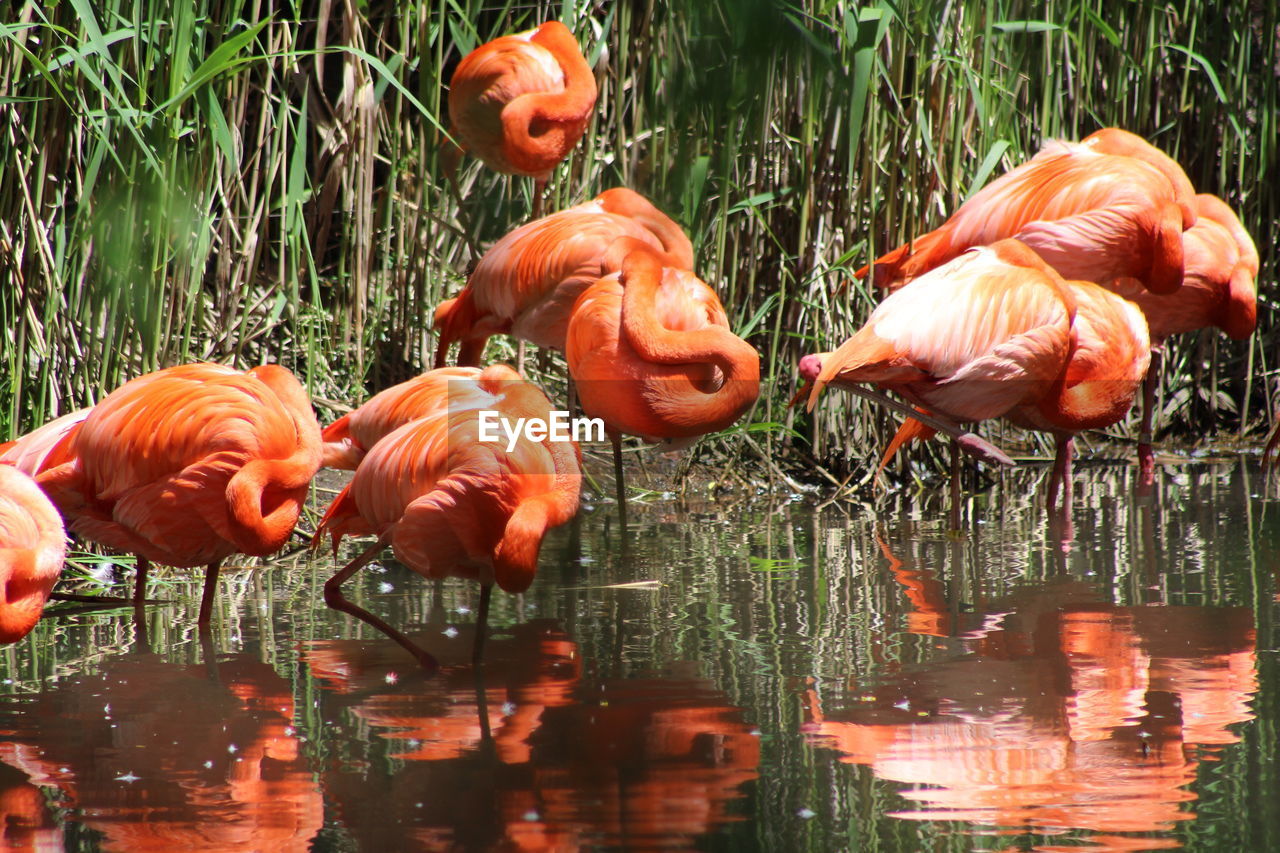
[1, 1, 1274, 482]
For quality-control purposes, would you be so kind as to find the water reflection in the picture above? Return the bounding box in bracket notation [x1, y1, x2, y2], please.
[0, 651, 323, 851]
[306, 620, 760, 850]
[0, 460, 1271, 851]
[805, 534, 1258, 849]
[0, 759, 62, 851]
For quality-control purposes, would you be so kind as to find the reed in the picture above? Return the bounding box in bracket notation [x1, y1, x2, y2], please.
[1, 0, 1274, 484]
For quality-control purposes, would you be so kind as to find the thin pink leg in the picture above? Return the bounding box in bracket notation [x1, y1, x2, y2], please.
[1047, 434, 1074, 513]
[1138, 348, 1162, 492]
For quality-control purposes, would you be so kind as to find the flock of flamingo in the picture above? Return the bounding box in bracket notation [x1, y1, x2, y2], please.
[0, 20, 1271, 667]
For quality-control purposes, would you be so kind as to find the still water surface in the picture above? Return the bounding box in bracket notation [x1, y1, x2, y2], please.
[0, 459, 1276, 851]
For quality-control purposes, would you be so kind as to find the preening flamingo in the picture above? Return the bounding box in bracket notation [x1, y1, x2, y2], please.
[0, 466, 66, 644]
[33, 363, 322, 622]
[434, 187, 693, 367]
[1110, 193, 1258, 481]
[802, 239, 1150, 511]
[565, 246, 761, 517]
[447, 20, 597, 217]
[322, 367, 488, 469]
[315, 364, 581, 668]
[859, 128, 1195, 295]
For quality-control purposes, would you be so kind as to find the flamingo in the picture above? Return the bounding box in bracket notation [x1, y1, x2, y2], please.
[802, 239, 1150, 512]
[433, 187, 693, 367]
[315, 364, 581, 669]
[33, 363, 322, 622]
[321, 367, 489, 469]
[447, 20, 597, 218]
[1110, 194, 1258, 482]
[0, 466, 66, 644]
[859, 128, 1195, 295]
[565, 246, 760, 518]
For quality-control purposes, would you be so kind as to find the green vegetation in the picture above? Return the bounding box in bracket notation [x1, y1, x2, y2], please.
[1, 0, 1274, 482]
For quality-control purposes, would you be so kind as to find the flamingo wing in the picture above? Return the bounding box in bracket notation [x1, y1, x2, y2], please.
[811, 242, 1074, 423]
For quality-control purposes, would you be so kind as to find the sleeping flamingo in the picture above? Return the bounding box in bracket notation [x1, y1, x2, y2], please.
[1110, 193, 1257, 482]
[315, 364, 581, 668]
[803, 239, 1150, 512]
[447, 20, 597, 218]
[33, 363, 322, 622]
[859, 128, 1195, 295]
[321, 367, 489, 469]
[565, 246, 760, 519]
[0, 466, 66, 644]
[433, 187, 693, 367]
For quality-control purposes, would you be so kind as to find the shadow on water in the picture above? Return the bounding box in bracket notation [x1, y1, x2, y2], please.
[0, 458, 1277, 851]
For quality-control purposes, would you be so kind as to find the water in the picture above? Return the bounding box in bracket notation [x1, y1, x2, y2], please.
[0, 458, 1276, 851]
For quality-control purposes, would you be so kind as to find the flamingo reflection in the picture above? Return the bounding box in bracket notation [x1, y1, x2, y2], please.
[806, 548, 1257, 847]
[305, 621, 759, 850]
[0, 653, 323, 851]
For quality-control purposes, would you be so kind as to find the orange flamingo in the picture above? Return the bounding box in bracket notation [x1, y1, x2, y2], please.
[565, 246, 761, 515]
[316, 364, 581, 668]
[33, 363, 322, 622]
[859, 128, 1195, 295]
[0, 466, 66, 644]
[321, 367, 489, 469]
[433, 187, 693, 367]
[1110, 193, 1258, 481]
[447, 20, 597, 217]
[803, 239, 1150, 511]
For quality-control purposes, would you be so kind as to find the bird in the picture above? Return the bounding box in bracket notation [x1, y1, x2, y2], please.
[802, 239, 1150, 513]
[1109, 193, 1258, 482]
[433, 187, 693, 368]
[447, 20, 597, 219]
[315, 364, 581, 669]
[321, 367, 489, 469]
[858, 128, 1196, 295]
[1001, 274, 1151, 512]
[33, 363, 322, 622]
[0, 465, 66, 644]
[565, 246, 760, 520]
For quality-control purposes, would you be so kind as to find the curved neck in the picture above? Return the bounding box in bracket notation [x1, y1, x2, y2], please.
[499, 23, 596, 177]
[597, 190, 694, 269]
[529, 22, 597, 122]
[618, 249, 761, 431]
[227, 367, 323, 553]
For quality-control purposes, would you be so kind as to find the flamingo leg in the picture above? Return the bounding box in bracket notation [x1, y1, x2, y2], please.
[133, 556, 150, 603]
[516, 341, 527, 375]
[949, 439, 962, 530]
[612, 432, 628, 532]
[532, 178, 546, 221]
[197, 560, 221, 625]
[847, 386, 1015, 468]
[1138, 348, 1161, 491]
[323, 534, 439, 672]
[1047, 435, 1075, 513]
[473, 583, 493, 666]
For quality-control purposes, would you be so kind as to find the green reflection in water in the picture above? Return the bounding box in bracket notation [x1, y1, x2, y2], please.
[0, 459, 1276, 851]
